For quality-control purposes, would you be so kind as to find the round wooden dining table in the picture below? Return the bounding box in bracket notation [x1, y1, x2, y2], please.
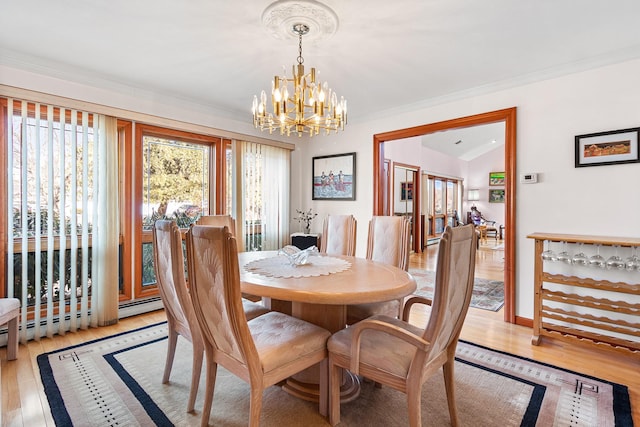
[238, 250, 417, 402]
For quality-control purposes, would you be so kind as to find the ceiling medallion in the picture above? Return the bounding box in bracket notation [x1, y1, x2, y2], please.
[252, 1, 347, 137]
[261, 0, 339, 42]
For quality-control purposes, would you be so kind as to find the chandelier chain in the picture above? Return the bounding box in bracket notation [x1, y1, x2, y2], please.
[297, 32, 304, 65]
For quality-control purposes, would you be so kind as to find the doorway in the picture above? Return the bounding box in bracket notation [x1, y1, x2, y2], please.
[372, 107, 517, 323]
[390, 163, 420, 252]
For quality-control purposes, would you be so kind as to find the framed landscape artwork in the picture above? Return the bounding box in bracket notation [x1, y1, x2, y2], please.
[575, 127, 640, 167]
[489, 189, 505, 203]
[312, 152, 356, 200]
[489, 171, 505, 186]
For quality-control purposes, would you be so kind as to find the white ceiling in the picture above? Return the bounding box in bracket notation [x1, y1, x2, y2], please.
[420, 122, 505, 161]
[2, 0, 640, 135]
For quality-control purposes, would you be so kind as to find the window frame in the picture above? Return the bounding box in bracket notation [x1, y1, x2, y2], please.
[425, 174, 460, 238]
[130, 124, 223, 300]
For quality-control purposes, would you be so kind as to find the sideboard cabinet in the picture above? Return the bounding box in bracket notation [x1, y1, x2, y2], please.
[527, 232, 640, 355]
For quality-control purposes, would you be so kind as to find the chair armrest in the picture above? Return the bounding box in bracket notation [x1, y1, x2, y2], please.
[401, 296, 432, 322]
[349, 319, 430, 374]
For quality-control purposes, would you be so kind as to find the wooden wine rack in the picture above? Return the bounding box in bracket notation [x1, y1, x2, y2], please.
[528, 232, 640, 356]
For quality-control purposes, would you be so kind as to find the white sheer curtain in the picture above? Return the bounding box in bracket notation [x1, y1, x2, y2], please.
[93, 115, 120, 327]
[233, 140, 290, 251]
[4, 98, 119, 343]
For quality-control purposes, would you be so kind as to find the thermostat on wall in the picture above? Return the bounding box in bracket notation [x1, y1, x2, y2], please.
[520, 173, 538, 183]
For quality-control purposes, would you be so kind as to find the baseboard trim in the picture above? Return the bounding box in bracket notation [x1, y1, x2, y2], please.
[118, 297, 163, 319]
[515, 316, 533, 328]
[0, 298, 164, 346]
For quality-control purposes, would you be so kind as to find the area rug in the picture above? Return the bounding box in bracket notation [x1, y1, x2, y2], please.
[38, 322, 632, 426]
[410, 268, 505, 311]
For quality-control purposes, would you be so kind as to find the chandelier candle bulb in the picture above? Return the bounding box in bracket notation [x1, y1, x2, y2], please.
[273, 80, 281, 100]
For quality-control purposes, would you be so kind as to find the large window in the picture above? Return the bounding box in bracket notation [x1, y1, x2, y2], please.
[142, 136, 211, 229]
[132, 124, 219, 298]
[126, 127, 293, 300]
[6, 102, 98, 306]
[2, 98, 119, 340]
[1, 95, 294, 342]
[138, 135, 212, 288]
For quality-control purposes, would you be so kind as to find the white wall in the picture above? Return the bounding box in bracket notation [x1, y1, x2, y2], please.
[0, 64, 270, 140]
[420, 147, 468, 180]
[384, 136, 421, 165]
[4, 58, 640, 320]
[384, 136, 469, 179]
[298, 58, 640, 320]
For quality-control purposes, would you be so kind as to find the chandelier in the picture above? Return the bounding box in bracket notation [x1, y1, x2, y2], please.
[252, 23, 347, 137]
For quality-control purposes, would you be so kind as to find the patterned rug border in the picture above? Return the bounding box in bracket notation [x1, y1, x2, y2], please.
[458, 340, 633, 427]
[456, 356, 545, 425]
[104, 337, 173, 424]
[37, 321, 634, 427]
[36, 321, 165, 427]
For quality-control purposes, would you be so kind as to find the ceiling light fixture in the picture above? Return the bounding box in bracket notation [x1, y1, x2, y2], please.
[252, 22, 347, 137]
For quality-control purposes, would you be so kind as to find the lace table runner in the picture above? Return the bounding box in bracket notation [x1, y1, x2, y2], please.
[244, 254, 351, 278]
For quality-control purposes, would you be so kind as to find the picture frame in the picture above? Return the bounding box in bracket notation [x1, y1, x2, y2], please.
[489, 171, 505, 186]
[400, 182, 413, 201]
[575, 127, 640, 168]
[312, 152, 356, 200]
[489, 189, 505, 203]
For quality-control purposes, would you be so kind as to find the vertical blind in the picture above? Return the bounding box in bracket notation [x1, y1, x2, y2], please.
[4, 98, 119, 343]
[233, 141, 290, 251]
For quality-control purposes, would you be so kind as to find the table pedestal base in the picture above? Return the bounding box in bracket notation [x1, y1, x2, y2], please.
[281, 302, 362, 403]
[283, 371, 361, 403]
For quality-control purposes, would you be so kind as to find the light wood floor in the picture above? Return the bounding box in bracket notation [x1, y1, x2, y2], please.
[1, 240, 638, 425]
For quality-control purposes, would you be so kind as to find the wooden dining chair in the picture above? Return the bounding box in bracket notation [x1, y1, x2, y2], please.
[153, 220, 205, 413]
[327, 224, 477, 427]
[319, 214, 357, 256]
[346, 215, 411, 324]
[196, 214, 265, 301]
[196, 215, 243, 251]
[185, 225, 332, 427]
[153, 220, 269, 412]
[0, 298, 20, 361]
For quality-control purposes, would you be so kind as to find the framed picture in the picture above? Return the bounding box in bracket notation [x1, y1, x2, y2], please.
[575, 127, 640, 167]
[489, 189, 505, 203]
[489, 171, 505, 186]
[312, 152, 356, 200]
[400, 182, 413, 201]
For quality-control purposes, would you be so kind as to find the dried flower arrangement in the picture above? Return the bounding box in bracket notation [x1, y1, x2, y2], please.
[294, 208, 318, 233]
